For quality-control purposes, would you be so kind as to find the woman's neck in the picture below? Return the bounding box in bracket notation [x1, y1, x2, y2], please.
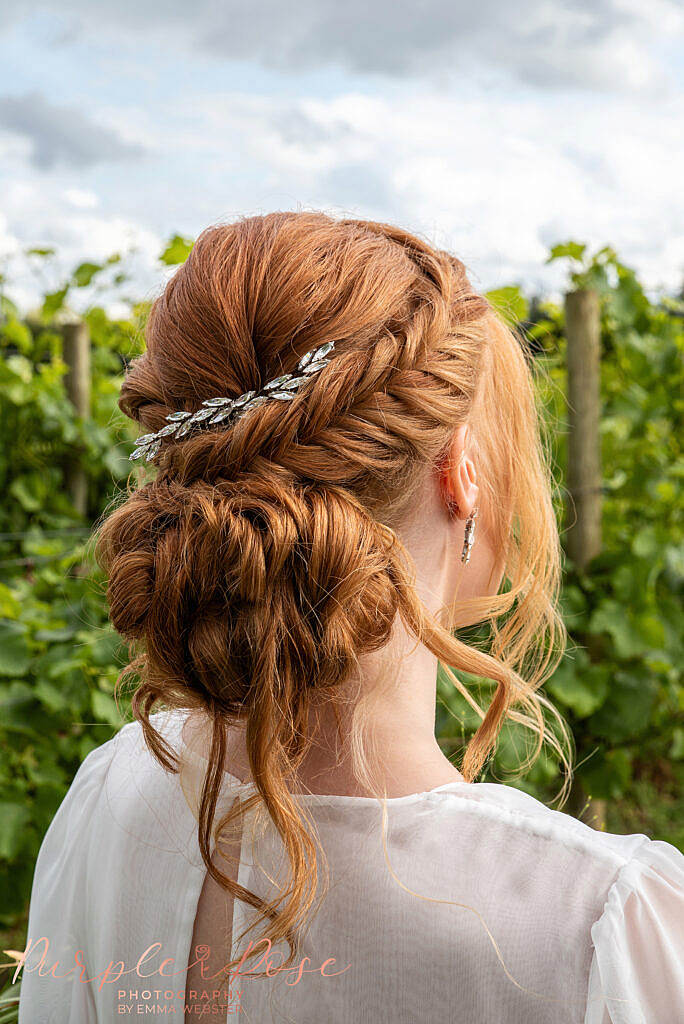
[200, 618, 465, 798]
[299, 624, 465, 797]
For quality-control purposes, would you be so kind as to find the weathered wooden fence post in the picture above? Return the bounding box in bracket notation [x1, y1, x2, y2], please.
[62, 318, 91, 518]
[565, 289, 602, 568]
[564, 288, 606, 828]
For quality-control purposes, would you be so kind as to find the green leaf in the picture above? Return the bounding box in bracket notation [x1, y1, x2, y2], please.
[634, 613, 665, 650]
[0, 803, 31, 859]
[547, 658, 609, 718]
[0, 585, 22, 620]
[632, 526, 659, 559]
[670, 729, 684, 760]
[581, 748, 632, 801]
[546, 242, 587, 264]
[559, 585, 588, 626]
[485, 286, 529, 325]
[0, 622, 31, 677]
[0, 981, 23, 1018]
[72, 262, 103, 288]
[581, 263, 610, 293]
[9, 475, 46, 513]
[88, 630, 125, 668]
[25, 246, 55, 258]
[589, 671, 658, 743]
[664, 545, 684, 581]
[0, 681, 39, 732]
[42, 286, 68, 318]
[33, 626, 76, 643]
[159, 234, 194, 266]
[588, 601, 646, 659]
[5, 353, 33, 383]
[1, 316, 32, 353]
[34, 679, 69, 713]
[91, 689, 123, 727]
[0, 292, 19, 318]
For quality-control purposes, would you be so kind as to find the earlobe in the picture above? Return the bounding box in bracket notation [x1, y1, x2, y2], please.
[443, 489, 461, 519]
[439, 461, 461, 519]
[441, 459, 479, 521]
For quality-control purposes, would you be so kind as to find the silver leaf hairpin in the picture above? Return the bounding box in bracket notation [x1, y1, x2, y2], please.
[129, 340, 336, 462]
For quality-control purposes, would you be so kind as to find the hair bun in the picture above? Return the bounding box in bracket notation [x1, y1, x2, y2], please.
[97, 468, 402, 711]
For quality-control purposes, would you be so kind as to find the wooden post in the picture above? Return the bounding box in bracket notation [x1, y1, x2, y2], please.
[564, 288, 606, 829]
[62, 319, 91, 517]
[564, 289, 602, 569]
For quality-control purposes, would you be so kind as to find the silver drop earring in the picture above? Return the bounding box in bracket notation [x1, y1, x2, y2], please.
[461, 506, 479, 565]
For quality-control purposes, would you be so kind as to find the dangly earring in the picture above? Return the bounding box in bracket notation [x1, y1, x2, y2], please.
[461, 506, 479, 565]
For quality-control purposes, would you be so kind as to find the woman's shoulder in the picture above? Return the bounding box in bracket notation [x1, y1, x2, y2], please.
[422, 775, 684, 902]
[434, 776, 654, 865]
[427, 779, 684, 950]
[20, 711, 206, 1022]
[24, 711, 204, 961]
[90, 708, 202, 848]
[313, 765, 667, 874]
[34, 709, 202, 877]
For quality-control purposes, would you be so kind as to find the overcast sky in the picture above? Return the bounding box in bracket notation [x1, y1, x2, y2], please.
[1, 0, 683, 311]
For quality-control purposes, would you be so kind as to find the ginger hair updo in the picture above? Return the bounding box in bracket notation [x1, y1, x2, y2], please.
[95, 212, 569, 966]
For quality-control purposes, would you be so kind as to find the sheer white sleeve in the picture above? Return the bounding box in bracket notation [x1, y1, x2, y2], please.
[584, 837, 684, 1024]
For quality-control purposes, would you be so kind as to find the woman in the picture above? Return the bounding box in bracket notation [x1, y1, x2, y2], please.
[19, 213, 683, 1023]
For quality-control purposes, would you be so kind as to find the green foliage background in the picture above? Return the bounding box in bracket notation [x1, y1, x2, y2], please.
[0, 238, 682, 1013]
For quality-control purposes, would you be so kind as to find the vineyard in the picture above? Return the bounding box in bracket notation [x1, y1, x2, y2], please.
[0, 238, 682, 1011]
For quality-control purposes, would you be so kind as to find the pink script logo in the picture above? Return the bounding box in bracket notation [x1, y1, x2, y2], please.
[9, 936, 352, 991]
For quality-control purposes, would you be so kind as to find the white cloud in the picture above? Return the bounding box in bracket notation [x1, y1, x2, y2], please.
[165, 86, 684, 292]
[3, 79, 683, 310]
[3, 0, 683, 93]
[0, 177, 164, 313]
[63, 187, 98, 208]
[0, 92, 146, 169]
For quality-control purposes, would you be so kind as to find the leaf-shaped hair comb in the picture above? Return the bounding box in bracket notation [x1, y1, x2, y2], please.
[129, 341, 336, 463]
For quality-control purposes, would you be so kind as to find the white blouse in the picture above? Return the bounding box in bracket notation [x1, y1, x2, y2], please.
[18, 709, 684, 1023]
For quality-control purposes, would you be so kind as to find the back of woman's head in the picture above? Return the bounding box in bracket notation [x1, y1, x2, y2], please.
[95, 211, 567, 962]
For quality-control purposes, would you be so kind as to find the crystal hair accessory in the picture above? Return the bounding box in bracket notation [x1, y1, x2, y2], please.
[129, 341, 336, 463]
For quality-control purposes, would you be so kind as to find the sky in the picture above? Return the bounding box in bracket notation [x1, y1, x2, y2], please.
[1, 0, 683, 312]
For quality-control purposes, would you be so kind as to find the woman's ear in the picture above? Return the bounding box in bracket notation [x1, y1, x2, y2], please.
[440, 424, 479, 519]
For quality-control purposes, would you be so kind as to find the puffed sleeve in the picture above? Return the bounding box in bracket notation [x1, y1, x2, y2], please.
[584, 837, 684, 1024]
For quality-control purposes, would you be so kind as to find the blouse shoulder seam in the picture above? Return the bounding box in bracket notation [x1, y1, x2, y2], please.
[433, 788, 633, 869]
